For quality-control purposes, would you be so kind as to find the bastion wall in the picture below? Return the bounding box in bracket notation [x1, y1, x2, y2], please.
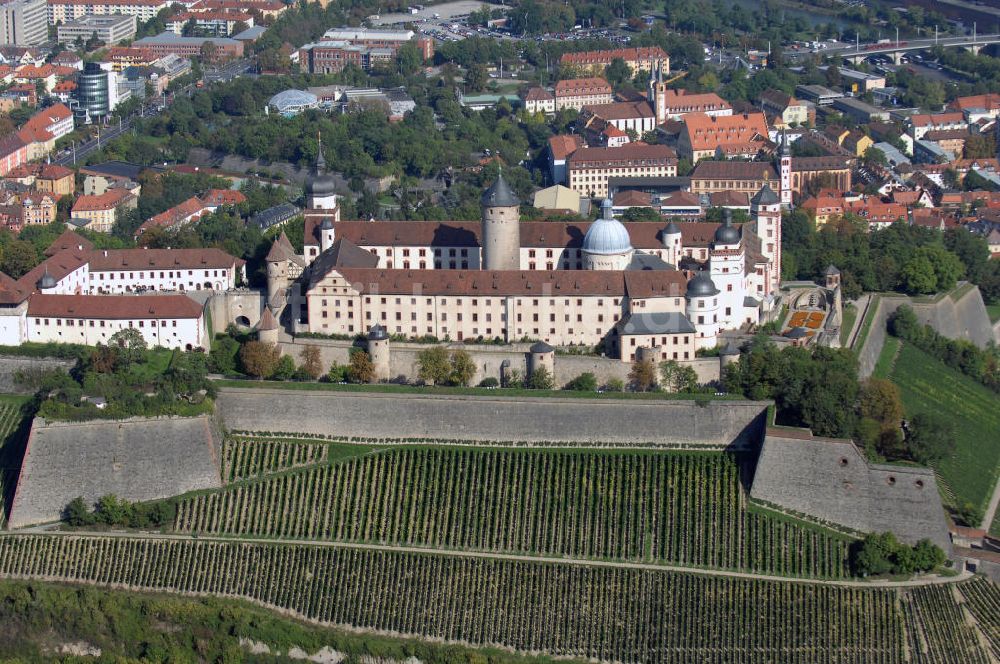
[216, 387, 769, 447]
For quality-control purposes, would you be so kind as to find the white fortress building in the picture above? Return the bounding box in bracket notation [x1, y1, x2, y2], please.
[266, 155, 784, 360]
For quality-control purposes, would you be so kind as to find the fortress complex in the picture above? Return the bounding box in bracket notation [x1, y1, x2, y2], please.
[266, 146, 784, 360]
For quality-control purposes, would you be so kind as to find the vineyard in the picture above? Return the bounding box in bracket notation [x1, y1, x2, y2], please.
[0, 397, 30, 527]
[175, 446, 852, 578]
[221, 437, 328, 482]
[961, 576, 1000, 659]
[901, 584, 990, 664]
[0, 534, 944, 664]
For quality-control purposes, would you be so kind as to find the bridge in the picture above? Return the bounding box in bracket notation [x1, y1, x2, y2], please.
[785, 34, 1000, 64]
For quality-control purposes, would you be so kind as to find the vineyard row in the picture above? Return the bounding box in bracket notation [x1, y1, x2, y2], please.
[175, 447, 851, 578]
[0, 534, 941, 664]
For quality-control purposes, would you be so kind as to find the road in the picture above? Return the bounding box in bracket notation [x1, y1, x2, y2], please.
[6, 527, 972, 589]
[785, 33, 1000, 58]
[52, 57, 256, 167]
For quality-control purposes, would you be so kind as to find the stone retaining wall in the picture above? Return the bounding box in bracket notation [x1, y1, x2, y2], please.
[0, 356, 76, 394]
[216, 387, 768, 447]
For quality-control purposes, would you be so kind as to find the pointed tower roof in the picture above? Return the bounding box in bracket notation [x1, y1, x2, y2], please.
[751, 183, 780, 207]
[481, 172, 520, 207]
[257, 307, 279, 331]
[36, 266, 56, 290]
[306, 132, 336, 199]
[266, 231, 295, 262]
[714, 208, 740, 245]
[778, 127, 789, 157]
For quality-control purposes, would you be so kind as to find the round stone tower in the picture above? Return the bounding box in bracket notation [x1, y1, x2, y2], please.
[481, 173, 521, 271]
[635, 346, 662, 387]
[685, 271, 721, 351]
[257, 307, 280, 344]
[528, 341, 555, 383]
[367, 324, 391, 382]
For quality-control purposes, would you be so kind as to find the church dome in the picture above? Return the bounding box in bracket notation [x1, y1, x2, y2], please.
[583, 199, 633, 256]
[37, 269, 56, 290]
[306, 135, 336, 199]
[685, 272, 719, 298]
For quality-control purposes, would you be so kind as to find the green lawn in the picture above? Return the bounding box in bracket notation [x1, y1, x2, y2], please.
[872, 336, 900, 379]
[852, 295, 880, 352]
[991, 507, 1000, 538]
[888, 343, 1000, 516]
[840, 304, 858, 347]
[986, 303, 1000, 323]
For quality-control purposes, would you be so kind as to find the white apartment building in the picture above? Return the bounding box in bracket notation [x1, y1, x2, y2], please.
[23, 293, 207, 349]
[0, 0, 46, 46]
[46, 0, 168, 24]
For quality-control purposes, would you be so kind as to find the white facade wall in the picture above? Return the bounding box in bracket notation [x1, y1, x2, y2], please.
[686, 295, 720, 351]
[41, 264, 89, 294]
[26, 312, 205, 349]
[555, 92, 613, 112]
[0, 305, 27, 346]
[89, 265, 235, 293]
[709, 246, 746, 330]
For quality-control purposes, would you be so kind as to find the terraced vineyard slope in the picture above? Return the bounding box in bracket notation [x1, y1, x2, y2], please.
[175, 446, 852, 578]
[221, 437, 328, 482]
[0, 534, 930, 664]
[0, 397, 31, 527]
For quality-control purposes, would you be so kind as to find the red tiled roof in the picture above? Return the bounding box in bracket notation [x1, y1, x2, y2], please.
[567, 143, 677, 166]
[658, 89, 731, 114]
[71, 189, 134, 212]
[682, 112, 769, 152]
[38, 163, 73, 180]
[27, 293, 204, 319]
[554, 77, 611, 96]
[548, 134, 583, 161]
[560, 47, 667, 66]
[523, 86, 553, 102]
[910, 112, 964, 128]
[86, 247, 242, 271]
[199, 188, 245, 206]
[44, 230, 93, 257]
[0, 270, 29, 305]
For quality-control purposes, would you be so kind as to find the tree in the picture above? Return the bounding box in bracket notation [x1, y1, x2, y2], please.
[417, 346, 451, 385]
[900, 253, 937, 294]
[628, 359, 657, 392]
[659, 360, 698, 393]
[347, 348, 375, 384]
[108, 328, 147, 367]
[564, 372, 598, 391]
[271, 354, 296, 380]
[0, 239, 37, 278]
[621, 207, 662, 222]
[209, 336, 240, 374]
[300, 345, 323, 380]
[239, 341, 280, 379]
[912, 539, 946, 571]
[465, 64, 488, 91]
[963, 133, 996, 159]
[526, 366, 554, 390]
[95, 494, 130, 525]
[853, 532, 898, 576]
[450, 349, 476, 387]
[825, 65, 842, 89]
[862, 146, 887, 170]
[396, 42, 424, 76]
[605, 58, 631, 88]
[63, 497, 94, 526]
[907, 412, 955, 464]
[859, 378, 903, 430]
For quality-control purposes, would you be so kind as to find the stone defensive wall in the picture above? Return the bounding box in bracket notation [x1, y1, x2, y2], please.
[0, 356, 76, 394]
[856, 283, 994, 378]
[7, 416, 222, 529]
[276, 338, 723, 388]
[750, 428, 951, 552]
[216, 387, 769, 447]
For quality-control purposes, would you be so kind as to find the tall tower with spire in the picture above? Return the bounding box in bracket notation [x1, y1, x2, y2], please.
[306, 133, 338, 212]
[648, 62, 667, 125]
[778, 128, 792, 207]
[480, 171, 521, 270]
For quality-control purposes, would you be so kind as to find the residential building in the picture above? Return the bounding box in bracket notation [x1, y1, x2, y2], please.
[842, 130, 874, 158]
[20, 191, 54, 224]
[690, 161, 780, 197]
[522, 87, 554, 114]
[759, 89, 809, 126]
[566, 144, 678, 198]
[0, 131, 28, 176]
[57, 13, 136, 44]
[70, 189, 137, 232]
[46, 0, 168, 24]
[922, 129, 969, 157]
[0, 0, 46, 46]
[560, 47, 668, 76]
[298, 40, 382, 74]
[22, 294, 207, 349]
[133, 32, 243, 62]
[35, 163, 75, 197]
[553, 77, 613, 111]
[794, 84, 842, 106]
[105, 46, 156, 71]
[547, 134, 583, 185]
[165, 10, 252, 37]
[135, 189, 246, 236]
[908, 112, 966, 141]
[651, 89, 732, 122]
[678, 112, 769, 163]
[22, 102, 73, 144]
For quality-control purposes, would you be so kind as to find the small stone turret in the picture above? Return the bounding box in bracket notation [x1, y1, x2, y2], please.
[635, 346, 662, 387]
[367, 324, 390, 382]
[257, 307, 280, 344]
[719, 341, 740, 369]
[528, 341, 555, 383]
[320, 218, 335, 253]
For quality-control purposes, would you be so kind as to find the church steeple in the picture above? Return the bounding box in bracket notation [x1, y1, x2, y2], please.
[315, 131, 326, 173]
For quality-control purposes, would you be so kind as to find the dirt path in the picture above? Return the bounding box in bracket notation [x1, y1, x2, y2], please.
[981, 474, 1000, 534]
[1, 528, 971, 589]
